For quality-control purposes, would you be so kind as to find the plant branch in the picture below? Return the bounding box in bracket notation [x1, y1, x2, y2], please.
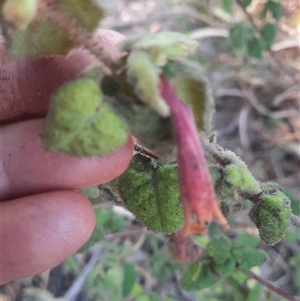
[37, 0, 117, 75]
[134, 143, 159, 159]
[248, 271, 299, 301]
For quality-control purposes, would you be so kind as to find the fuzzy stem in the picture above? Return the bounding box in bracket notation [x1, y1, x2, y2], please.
[36, 0, 117, 75]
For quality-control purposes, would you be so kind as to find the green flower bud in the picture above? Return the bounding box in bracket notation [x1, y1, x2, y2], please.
[249, 182, 292, 245]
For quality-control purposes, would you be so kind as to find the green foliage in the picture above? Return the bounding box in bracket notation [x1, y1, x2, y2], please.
[43, 79, 129, 157]
[207, 236, 231, 264]
[107, 91, 174, 158]
[122, 263, 136, 298]
[228, 0, 281, 59]
[115, 141, 294, 246]
[180, 235, 268, 291]
[262, 0, 281, 20]
[60, 0, 104, 31]
[164, 59, 214, 132]
[261, 23, 276, 47]
[249, 182, 292, 245]
[1, 0, 105, 58]
[241, 0, 252, 8]
[117, 153, 183, 233]
[222, 0, 233, 13]
[120, 31, 197, 65]
[4, 21, 73, 58]
[126, 50, 169, 116]
[2, 0, 37, 31]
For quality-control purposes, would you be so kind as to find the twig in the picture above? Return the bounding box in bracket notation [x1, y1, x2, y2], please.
[134, 143, 159, 159]
[63, 245, 109, 301]
[239, 83, 296, 118]
[248, 271, 299, 301]
[238, 104, 251, 150]
[188, 27, 229, 40]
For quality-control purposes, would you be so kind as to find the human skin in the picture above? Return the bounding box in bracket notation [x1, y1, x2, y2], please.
[0, 29, 134, 284]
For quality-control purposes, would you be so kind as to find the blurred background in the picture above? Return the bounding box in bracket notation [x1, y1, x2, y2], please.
[1, 0, 299, 300]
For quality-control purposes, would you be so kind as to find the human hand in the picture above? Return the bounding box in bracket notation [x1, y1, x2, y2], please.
[0, 29, 133, 284]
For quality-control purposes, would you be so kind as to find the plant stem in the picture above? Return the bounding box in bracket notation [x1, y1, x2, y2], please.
[37, 0, 116, 75]
[248, 271, 299, 301]
[134, 143, 159, 159]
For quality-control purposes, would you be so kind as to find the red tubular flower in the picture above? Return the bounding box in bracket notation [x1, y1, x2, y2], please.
[160, 74, 229, 236]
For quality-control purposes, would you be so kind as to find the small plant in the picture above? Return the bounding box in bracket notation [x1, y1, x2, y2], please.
[1, 0, 299, 299]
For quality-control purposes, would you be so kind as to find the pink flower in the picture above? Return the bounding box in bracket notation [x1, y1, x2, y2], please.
[160, 75, 229, 236]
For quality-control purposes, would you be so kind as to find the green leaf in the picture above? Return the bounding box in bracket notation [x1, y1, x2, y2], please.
[231, 22, 248, 57]
[107, 91, 174, 160]
[249, 182, 292, 245]
[120, 31, 197, 65]
[180, 263, 218, 291]
[43, 79, 128, 157]
[122, 263, 136, 298]
[130, 283, 144, 298]
[164, 60, 214, 132]
[2, 0, 37, 31]
[266, 1, 281, 20]
[222, 0, 233, 13]
[206, 236, 231, 264]
[126, 50, 169, 116]
[248, 38, 264, 59]
[261, 23, 276, 47]
[117, 153, 183, 233]
[241, 0, 252, 8]
[246, 283, 262, 301]
[231, 242, 268, 271]
[77, 223, 104, 253]
[60, 0, 104, 31]
[81, 186, 100, 199]
[4, 21, 74, 58]
[237, 233, 261, 248]
[189, 262, 202, 281]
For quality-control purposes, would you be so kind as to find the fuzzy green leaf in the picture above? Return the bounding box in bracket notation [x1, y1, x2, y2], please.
[126, 50, 169, 116]
[206, 236, 232, 264]
[120, 31, 197, 65]
[249, 182, 292, 245]
[4, 21, 74, 58]
[60, 0, 104, 32]
[223, 163, 261, 192]
[43, 79, 128, 157]
[117, 153, 183, 233]
[164, 60, 214, 132]
[180, 263, 218, 291]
